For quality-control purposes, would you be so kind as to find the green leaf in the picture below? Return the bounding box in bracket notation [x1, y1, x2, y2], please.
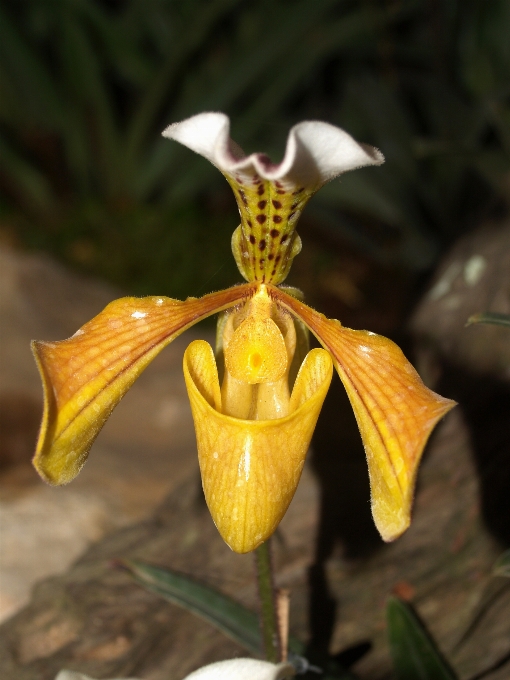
[0, 135, 55, 212]
[123, 560, 359, 678]
[387, 597, 458, 680]
[467, 312, 510, 328]
[493, 549, 510, 577]
[122, 559, 304, 657]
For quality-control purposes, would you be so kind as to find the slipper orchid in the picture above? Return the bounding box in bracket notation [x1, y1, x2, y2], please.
[32, 113, 455, 553]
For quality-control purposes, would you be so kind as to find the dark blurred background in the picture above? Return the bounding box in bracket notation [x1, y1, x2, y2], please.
[1, 3, 510, 673]
[1, 0, 508, 315]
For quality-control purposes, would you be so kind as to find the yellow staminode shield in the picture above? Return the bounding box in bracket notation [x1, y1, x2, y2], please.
[184, 340, 332, 553]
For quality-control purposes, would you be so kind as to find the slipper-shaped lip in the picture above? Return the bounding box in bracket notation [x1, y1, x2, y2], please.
[183, 340, 333, 553]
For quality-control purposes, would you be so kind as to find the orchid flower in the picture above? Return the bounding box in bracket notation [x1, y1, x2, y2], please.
[55, 658, 294, 680]
[32, 113, 455, 554]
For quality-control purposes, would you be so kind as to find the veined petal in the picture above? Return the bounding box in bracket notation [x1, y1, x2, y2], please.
[184, 341, 332, 553]
[32, 284, 255, 485]
[163, 113, 384, 285]
[271, 285, 456, 542]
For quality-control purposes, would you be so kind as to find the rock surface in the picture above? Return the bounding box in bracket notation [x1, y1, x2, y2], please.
[411, 220, 510, 547]
[1, 405, 509, 679]
[411, 219, 510, 382]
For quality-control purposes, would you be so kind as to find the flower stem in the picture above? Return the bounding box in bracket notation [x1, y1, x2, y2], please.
[255, 539, 280, 662]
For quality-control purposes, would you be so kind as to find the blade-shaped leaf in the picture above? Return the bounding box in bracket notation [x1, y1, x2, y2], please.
[467, 312, 510, 328]
[124, 560, 358, 677]
[493, 549, 510, 577]
[122, 559, 305, 657]
[387, 597, 458, 680]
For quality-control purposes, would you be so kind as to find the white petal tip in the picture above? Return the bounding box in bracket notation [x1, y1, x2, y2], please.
[162, 113, 384, 188]
[182, 659, 295, 680]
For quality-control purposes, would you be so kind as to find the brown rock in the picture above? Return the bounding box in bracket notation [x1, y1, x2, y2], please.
[1, 406, 510, 679]
[0, 467, 319, 680]
[411, 220, 510, 382]
[411, 220, 510, 546]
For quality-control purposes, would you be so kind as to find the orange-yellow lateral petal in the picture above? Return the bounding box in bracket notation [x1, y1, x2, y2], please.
[184, 340, 332, 553]
[32, 283, 255, 485]
[271, 285, 456, 542]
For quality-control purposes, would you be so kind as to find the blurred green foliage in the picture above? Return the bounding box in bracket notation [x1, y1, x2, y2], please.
[0, 0, 509, 296]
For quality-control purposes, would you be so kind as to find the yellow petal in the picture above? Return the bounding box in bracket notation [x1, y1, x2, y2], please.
[32, 283, 255, 485]
[183, 340, 332, 553]
[271, 285, 456, 542]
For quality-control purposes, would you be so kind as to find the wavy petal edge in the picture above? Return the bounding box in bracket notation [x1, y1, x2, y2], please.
[162, 112, 384, 188]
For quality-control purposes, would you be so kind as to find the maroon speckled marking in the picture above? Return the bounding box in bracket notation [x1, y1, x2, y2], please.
[249, 234, 256, 244]
[270, 229, 280, 238]
[258, 200, 267, 209]
[273, 215, 282, 224]
[272, 200, 282, 209]
[256, 215, 266, 224]
[257, 185, 265, 196]
[259, 239, 266, 251]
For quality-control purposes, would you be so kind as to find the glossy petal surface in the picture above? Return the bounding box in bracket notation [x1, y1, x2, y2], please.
[271, 286, 456, 541]
[184, 340, 332, 553]
[32, 284, 255, 485]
